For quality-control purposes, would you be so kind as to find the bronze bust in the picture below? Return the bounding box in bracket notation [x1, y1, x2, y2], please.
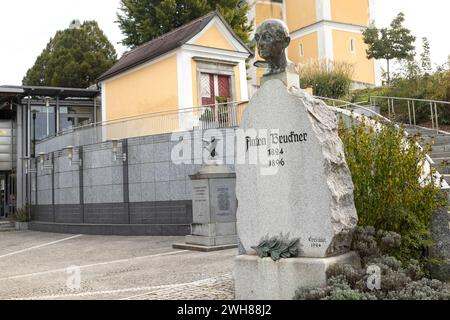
[254, 19, 291, 75]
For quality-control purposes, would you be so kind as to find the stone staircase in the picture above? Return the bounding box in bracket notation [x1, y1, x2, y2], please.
[406, 126, 450, 178]
[404, 125, 450, 227]
[0, 220, 14, 232]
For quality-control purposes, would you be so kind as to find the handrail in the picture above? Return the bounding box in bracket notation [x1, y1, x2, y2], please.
[38, 100, 249, 144]
[313, 96, 391, 122]
[368, 96, 450, 132]
[370, 96, 450, 106]
[314, 95, 449, 190]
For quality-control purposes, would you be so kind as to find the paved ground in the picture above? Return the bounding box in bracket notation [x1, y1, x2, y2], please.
[0, 230, 235, 300]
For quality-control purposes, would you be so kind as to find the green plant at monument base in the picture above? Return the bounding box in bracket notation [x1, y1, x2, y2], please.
[252, 235, 300, 261]
[294, 226, 450, 300]
[10, 204, 32, 223]
[338, 117, 446, 263]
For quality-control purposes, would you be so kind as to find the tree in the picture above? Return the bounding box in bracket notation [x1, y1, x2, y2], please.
[362, 12, 416, 85]
[23, 20, 117, 88]
[420, 37, 432, 76]
[116, 0, 253, 48]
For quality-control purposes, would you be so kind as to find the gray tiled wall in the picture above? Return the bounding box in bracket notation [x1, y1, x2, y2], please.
[31, 128, 236, 234]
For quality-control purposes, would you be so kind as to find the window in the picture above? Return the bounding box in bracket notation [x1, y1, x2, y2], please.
[299, 43, 304, 57]
[350, 38, 356, 53]
[200, 73, 231, 107]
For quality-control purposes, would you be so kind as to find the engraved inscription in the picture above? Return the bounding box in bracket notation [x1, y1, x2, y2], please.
[217, 187, 231, 212]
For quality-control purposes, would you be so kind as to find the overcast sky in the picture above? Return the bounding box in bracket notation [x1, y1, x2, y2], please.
[0, 0, 449, 85]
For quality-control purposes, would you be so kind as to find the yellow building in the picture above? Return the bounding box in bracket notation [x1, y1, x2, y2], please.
[98, 12, 252, 137]
[248, 0, 378, 92]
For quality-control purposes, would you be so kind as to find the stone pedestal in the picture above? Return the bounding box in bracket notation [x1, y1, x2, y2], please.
[234, 252, 361, 300]
[261, 62, 299, 88]
[173, 164, 238, 252]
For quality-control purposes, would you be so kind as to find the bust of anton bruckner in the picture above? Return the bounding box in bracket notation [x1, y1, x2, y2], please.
[254, 19, 294, 76]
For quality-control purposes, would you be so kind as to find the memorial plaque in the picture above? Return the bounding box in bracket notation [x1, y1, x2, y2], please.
[210, 179, 237, 222]
[192, 180, 210, 223]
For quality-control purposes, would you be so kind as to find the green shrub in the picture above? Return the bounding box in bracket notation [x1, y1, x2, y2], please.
[351, 86, 389, 104]
[299, 59, 354, 99]
[294, 226, 450, 300]
[338, 117, 446, 261]
[351, 60, 450, 124]
[387, 69, 450, 124]
[11, 204, 31, 222]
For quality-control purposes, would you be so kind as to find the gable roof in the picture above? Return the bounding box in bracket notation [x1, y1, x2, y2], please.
[98, 11, 253, 82]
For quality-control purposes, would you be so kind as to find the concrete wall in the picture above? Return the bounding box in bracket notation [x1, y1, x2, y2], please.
[30, 129, 235, 235]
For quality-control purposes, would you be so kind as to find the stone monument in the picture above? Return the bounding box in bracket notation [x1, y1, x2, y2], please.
[234, 19, 360, 300]
[173, 138, 238, 252]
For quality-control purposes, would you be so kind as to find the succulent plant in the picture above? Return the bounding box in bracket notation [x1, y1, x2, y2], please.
[252, 234, 300, 261]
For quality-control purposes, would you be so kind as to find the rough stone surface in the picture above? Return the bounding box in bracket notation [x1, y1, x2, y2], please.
[430, 206, 450, 281]
[236, 79, 358, 258]
[233, 251, 361, 300]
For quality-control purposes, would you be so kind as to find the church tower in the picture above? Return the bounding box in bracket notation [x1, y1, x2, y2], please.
[248, 0, 377, 93]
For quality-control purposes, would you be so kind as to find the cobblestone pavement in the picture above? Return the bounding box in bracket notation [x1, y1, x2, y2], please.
[127, 274, 234, 300]
[0, 231, 236, 300]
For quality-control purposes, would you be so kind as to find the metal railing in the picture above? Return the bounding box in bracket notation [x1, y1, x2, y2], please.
[314, 95, 449, 191]
[36, 101, 247, 153]
[34, 94, 448, 190]
[313, 96, 390, 123]
[369, 96, 450, 132]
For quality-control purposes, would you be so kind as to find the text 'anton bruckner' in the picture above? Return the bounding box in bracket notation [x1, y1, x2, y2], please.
[246, 131, 308, 151]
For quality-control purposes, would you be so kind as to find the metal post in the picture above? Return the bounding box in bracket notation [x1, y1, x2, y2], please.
[391, 98, 395, 118]
[25, 162, 29, 205]
[35, 158, 38, 206]
[56, 96, 60, 135]
[435, 102, 439, 133]
[407, 100, 411, 126]
[46, 99, 50, 137]
[412, 100, 416, 126]
[51, 152, 55, 222]
[388, 98, 391, 119]
[16, 104, 23, 208]
[27, 97, 31, 158]
[430, 102, 435, 129]
[32, 112, 36, 158]
[93, 97, 97, 124]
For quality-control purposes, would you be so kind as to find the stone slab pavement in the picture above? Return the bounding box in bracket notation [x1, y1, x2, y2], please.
[0, 231, 235, 300]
